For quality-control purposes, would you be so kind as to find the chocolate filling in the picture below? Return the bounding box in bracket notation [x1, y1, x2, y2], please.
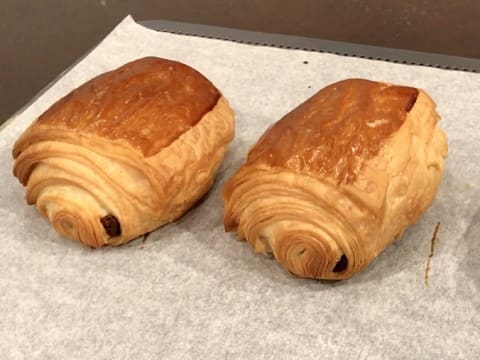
[333, 254, 348, 272]
[405, 89, 419, 112]
[100, 214, 121, 237]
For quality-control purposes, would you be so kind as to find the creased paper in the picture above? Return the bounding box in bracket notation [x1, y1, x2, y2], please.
[1, 15, 479, 359]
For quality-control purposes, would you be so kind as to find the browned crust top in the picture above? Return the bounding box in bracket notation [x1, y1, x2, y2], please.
[246, 79, 419, 183]
[27, 57, 220, 157]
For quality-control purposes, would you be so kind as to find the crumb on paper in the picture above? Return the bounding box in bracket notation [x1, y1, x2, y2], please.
[140, 232, 150, 249]
[424, 222, 441, 288]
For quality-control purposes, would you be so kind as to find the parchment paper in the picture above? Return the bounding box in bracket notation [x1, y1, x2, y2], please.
[1, 16, 479, 359]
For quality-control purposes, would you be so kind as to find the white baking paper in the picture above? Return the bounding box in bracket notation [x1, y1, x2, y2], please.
[0, 15, 479, 359]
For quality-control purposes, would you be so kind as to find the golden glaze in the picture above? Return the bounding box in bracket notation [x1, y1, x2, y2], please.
[34, 57, 220, 157]
[12, 91, 234, 247]
[246, 79, 419, 183]
[222, 81, 447, 280]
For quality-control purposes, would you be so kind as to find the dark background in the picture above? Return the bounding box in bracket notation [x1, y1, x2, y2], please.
[2, 0, 480, 123]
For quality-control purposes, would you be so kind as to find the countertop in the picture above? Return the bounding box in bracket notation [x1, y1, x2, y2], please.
[1, 17, 479, 358]
[2, 0, 480, 123]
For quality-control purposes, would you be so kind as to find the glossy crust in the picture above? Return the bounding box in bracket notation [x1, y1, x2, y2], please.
[247, 79, 419, 184]
[14, 57, 221, 158]
[13, 57, 235, 248]
[222, 79, 447, 280]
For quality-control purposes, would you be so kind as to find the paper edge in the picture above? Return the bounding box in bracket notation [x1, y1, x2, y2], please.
[0, 15, 138, 136]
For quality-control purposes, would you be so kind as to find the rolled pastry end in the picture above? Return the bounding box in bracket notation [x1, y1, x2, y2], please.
[222, 168, 360, 280]
[33, 181, 116, 248]
[267, 228, 353, 280]
[13, 143, 148, 248]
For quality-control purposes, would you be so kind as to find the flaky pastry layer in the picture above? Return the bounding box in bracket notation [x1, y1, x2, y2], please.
[13, 86, 234, 247]
[223, 80, 447, 280]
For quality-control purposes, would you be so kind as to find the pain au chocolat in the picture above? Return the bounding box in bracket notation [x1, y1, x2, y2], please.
[222, 79, 447, 280]
[13, 57, 234, 248]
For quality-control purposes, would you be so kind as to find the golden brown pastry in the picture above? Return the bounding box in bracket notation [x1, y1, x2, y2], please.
[222, 79, 447, 280]
[13, 57, 234, 248]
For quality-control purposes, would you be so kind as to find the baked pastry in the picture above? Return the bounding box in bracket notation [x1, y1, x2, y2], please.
[222, 79, 447, 280]
[13, 57, 235, 248]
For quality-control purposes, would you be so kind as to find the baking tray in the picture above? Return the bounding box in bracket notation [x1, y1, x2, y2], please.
[1, 17, 479, 359]
[4, 19, 479, 132]
[141, 19, 480, 73]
